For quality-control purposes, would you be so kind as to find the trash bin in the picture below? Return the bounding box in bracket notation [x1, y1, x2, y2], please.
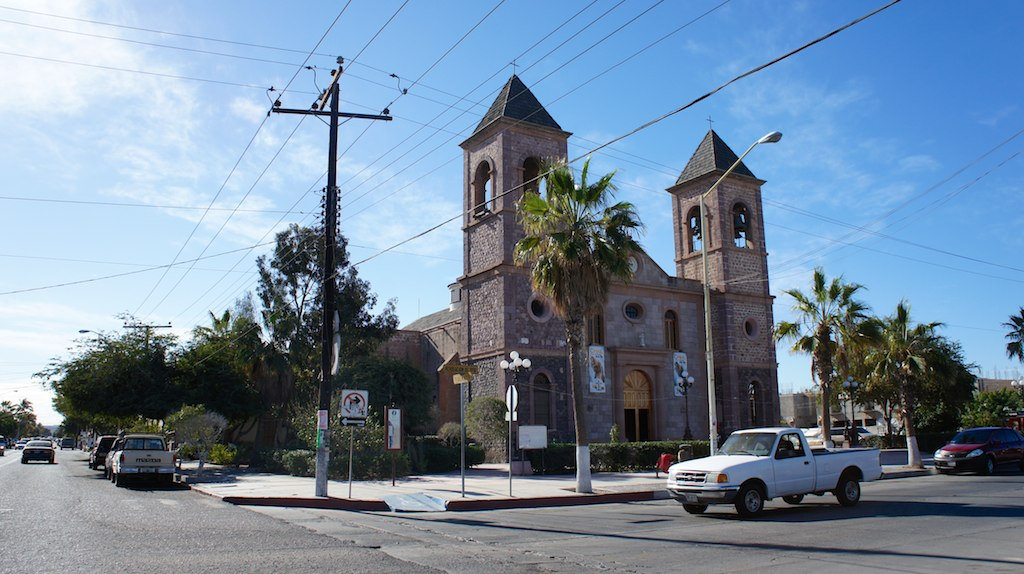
[677, 444, 693, 462]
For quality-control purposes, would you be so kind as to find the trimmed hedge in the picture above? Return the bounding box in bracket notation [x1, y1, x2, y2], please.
[525, 440, 711, 475]
[406, 436, 485, 474]
[251, 437, 485, 478]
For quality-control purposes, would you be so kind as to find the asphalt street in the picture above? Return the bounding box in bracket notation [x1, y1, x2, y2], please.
[0, 449, 430, 573]
[249, 467, 1024, 573]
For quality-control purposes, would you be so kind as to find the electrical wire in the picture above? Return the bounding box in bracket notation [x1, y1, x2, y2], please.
[0, 195, 314, 214]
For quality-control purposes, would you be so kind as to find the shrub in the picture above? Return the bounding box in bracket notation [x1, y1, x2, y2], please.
[525, 440, 712, 474]
[327, 409, 412, 480]
[437, 422, 462, 446]
[406, 436, 484, 474]
[466, 397, 507, 461]
[281, 449, 315, 477]
[209, 443, 238, 465]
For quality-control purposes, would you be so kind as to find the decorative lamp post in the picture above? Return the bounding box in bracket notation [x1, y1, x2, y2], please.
[701, 131, 782, 452]
[680, 372, 696, 439]
[1011, 379, 1024, 398]
[842, 376, 860, 447]
[499, 351, 531, 496]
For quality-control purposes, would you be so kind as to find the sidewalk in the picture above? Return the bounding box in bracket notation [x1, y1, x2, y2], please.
[178, 461, 933, 512]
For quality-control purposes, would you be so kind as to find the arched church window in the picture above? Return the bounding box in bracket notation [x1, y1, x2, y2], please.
[523, 157, 541, 195]
[733, 203, 751, 248]
[587, 313, 604, 345]
[687, 206, 702, 253]
[749, 381, 762, 426]
[473, 161, 492, 217]
[531, 373, 552, 427]
[664, 310, 679, 350]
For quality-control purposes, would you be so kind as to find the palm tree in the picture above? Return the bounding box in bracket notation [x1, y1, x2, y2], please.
[514, 158, 642, 494]
[869, 301, 941, 468]
[774, 268, 871, 447]
[1003, 308, 1024, 362]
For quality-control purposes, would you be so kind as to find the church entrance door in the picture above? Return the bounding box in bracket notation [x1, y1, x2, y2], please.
[623, 370, 652, 442]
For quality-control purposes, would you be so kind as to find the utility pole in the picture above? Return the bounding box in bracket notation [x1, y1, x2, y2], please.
[122, 322, 172, 351]
[272, 57, 391, 498]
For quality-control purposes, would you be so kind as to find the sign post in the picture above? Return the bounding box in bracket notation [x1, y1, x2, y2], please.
[339, 389, 368, 498]
[440, 363, 478, 498]
[505, 384, 519, 497]
[386, 407, 403, 487]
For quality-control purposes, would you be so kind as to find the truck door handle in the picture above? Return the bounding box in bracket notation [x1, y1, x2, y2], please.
[803, 461, 810, 465]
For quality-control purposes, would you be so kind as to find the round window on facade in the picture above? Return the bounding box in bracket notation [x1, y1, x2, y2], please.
[528, 293, 552, 322]
[624, 302, 644, 322]
[744, 318, 760, 338]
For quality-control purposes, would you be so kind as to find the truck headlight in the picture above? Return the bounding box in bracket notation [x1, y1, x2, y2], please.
[706, 472, 729, 484]
[966, 449, 983, 458]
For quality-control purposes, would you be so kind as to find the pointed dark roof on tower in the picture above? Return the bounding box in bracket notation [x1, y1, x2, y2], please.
[473, 75, 562, 135]
[675, 130, 756, 185]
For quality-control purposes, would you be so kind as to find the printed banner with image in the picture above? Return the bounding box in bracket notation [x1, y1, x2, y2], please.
[588, 345, 606, 393]
[673, 352, 689, 397]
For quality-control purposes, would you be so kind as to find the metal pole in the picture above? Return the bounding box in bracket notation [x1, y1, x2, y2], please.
[700, 193, 718, 453]
[509, 374, 514, 498]
[460, 381, 466, 497]
[316, 76, 340, 499]
[347, 426, 354, 499]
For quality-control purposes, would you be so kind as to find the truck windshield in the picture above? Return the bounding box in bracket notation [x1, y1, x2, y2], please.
[720, 433, 775, 456]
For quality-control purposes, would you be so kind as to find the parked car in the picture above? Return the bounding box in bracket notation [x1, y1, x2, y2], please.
[666, 427, 882, 517]
[107, 434, 175, 487]
[0, 442, 5, 456]
[933, 427, 1024, 475]
[15, 439, 28, 450]
[59, 437, 76, 450]
[21, 440, 55, 464]
[89, 435, 118, 470]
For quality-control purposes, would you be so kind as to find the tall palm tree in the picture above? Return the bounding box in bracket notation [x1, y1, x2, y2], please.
[515, 158, 642, 494]
[774, 268, 871, 447]
[869, 301, 941, 468]
[1003, 308, 1024, 362]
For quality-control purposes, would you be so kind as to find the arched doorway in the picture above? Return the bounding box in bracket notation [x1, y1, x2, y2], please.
[624, 370, 652, 442]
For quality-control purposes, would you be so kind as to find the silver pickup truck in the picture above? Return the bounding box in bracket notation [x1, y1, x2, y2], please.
[666, 427, 882, 517]
[106, 434, 176, 487]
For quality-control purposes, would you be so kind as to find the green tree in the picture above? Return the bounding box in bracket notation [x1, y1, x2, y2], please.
[775, 268, 872, 446]
[166, 404, 227, 475]
[1003, 307, 1024, 362]
[961, 389, 1023, 428]
[334, 356, 433, 434]
[913, 338, 977, 434]
[514, 158, 643, 493]
[465, 396, 508, 460]
[868, 301, 941, 468]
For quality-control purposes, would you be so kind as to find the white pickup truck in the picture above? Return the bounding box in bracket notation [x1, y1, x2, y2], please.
[666, 427, 882, 517]
[107, 434, 176, 487]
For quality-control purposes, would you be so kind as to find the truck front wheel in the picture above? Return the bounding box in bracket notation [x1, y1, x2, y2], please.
[734, 484, 765, 517]
[682, 503, 707, 514]
[835, 474, 861, 507]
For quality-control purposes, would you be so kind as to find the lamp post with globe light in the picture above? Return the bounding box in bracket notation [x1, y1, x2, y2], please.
[679, 371, 696, 439]
[499, 351, 531, 496]
[841, 376, 860, 447]
[1011, 379, 1024, 400]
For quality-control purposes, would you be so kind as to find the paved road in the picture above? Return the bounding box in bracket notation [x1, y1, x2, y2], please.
[0, 449, 428, 573]
[249, 468, 1024, 573]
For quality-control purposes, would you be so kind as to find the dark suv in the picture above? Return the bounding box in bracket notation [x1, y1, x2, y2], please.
[933, 427, 1024, 474]
[89, 435, 118, 470]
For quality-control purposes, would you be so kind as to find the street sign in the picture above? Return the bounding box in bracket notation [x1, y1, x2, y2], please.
[386, 408, 403, 451]
[505, 385, 519, 412]
[340, 389, 369, 421]
[518, 425, 548, 449]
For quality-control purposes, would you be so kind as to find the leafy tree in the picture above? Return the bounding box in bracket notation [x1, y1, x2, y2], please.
[256, 223, 398, 405]
[515, 158, 643, 493]
[334, 356, 433, 433]
[465, 396, 508, 460]
[961, 389, 1023, 428]
[775, 268, 872, 446]
[1003, 307, 1024, 362]
[913, 338, 976, 433]
[167, 405, 227, 475]
[868, 301, 941, 468]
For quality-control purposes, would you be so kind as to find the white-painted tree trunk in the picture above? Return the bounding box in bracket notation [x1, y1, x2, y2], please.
[905, 434, 923, 468]
[576, 445, 592, 494]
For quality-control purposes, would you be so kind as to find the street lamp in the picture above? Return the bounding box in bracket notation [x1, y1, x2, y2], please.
[1011, 379, 1024, 398]
[499, 351, 531, 496]
[701, 130, 782, 452]
[842, 376, 860, 447]
[679, 372, 696, 439]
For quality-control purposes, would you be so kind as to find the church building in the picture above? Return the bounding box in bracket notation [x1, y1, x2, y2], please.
[383, 75, 781, 443]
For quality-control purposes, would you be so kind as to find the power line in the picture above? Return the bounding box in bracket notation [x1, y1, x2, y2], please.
[0, 194, 314, 214]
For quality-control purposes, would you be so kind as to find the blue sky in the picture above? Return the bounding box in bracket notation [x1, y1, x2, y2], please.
[1, 0, 1022, 426]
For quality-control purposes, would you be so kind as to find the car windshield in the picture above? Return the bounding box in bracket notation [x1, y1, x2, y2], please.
[949, 430, 993, 445]
[26, 440, 51, 447]
[719, 432, 775, 456]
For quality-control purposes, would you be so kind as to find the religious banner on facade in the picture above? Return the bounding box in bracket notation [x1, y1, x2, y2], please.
[588, 345, 606, 393]
[672, 352, 689, 397]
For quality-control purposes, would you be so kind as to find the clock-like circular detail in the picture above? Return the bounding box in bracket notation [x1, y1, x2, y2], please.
[627, 256, 639, 273]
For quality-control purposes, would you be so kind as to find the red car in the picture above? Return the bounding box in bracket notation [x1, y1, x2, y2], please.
[933, 427, 1024, 475]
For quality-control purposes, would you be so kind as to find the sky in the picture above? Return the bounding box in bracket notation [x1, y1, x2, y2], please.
[2, 0, 1023, 426]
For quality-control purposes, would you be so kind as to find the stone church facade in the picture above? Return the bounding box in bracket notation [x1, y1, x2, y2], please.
[382, 75, 780, 443]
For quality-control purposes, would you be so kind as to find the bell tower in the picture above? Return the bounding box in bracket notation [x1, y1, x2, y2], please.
[666, 130, 780, 431]
[454, 75, 572, 425]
